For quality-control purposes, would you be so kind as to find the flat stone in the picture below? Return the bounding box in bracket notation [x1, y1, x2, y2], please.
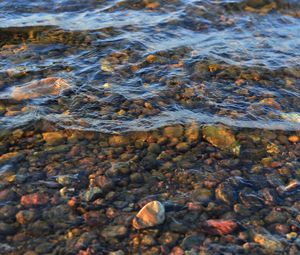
[202, 125, 240, 156]
[201, 220, 238, 235]
[11, 77, 70, 100]
[132, 200, 165, 229]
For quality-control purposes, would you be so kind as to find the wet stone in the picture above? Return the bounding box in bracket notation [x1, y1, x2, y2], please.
[239, 189, 264, 209]
[28, 220, 51, 236]
[132, 201, 165, 229]
[192, 188, 212, 203]
[0, 189, 17, 202]
[264, 210, 289, 224]
[94, 175, 114, 191]
[16, 209, 38, 224]
[159, 232, 180, 247]
[253, 233, 284, 252]
[57, 174, 79, 187]
[101, 225, 128, 239]
[42, 132, 65, 146]
[176, 142, 190, 152]
[35, 243, 54, 254]
[215, 182, 237, 206]
[0, 205, 18, 221]
[0, 152, 24, 165]
[20, 193, 49, 207]
[163, 125, 184, 138]
[201, 220, 238, 235]
[141, 235, 156, 246]
[202, 125, 240, 156]
[108, 162, 131, 176]
[130, 172, 144, 183]
[11, 77, 70, 100]
[80, 187, 103, 202]
[181, 235, 204, 250]
[0, 222, 17, 236]
[185, 122, 200, 144]
[148, 143, 161, 154]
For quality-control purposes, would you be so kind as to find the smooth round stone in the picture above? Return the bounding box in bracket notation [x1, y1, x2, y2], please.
[132, 201, 165, 230]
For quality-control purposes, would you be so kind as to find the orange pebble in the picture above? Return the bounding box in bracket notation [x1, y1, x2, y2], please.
[146, 2, 160, 9]
[288, 135, 299, 143]
[145, 54, 156, 63]
[68, 197, 77, 207]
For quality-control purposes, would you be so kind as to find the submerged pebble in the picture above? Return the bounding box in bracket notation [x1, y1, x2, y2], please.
[132, 201, 165, 230]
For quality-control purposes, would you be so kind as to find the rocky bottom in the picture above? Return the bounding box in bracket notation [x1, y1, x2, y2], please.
[0, 122, 299, 255]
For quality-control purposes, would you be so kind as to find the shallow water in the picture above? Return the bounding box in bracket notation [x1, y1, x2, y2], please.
[0, 1, 300, 254]
[0, 0, 300, 132]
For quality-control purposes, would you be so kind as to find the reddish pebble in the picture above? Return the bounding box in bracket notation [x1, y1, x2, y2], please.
[203, 220, 237, 235]
[21, 193, 48, 206]
[270, 162, 281, 168]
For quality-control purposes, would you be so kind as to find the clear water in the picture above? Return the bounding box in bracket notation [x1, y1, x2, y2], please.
[0, 0, 300, 133]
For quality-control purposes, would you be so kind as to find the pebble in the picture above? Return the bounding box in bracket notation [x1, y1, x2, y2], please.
[0, 222, 17, 235]
[215, 182, 237, 206]
[0, 205, 17, 221]
[16, 209, 37, 224]
[201, 220, 237, 235]
[101, 225, 128, 239]
[141, 235, 156, 246]
[0, 189, 17, 202]
[42, 132, 65, 146]
[253, 233, 283, 252]
[94, 175, 114, 191]
[180, 235, 204, 250]
[159, 232, 180, 247]
[163, 126, 184, 138]
[202, 125, 240, 156]
[132, 201, 165, 229]
[80, 187, 103, 202]
[175, 142, 189, 152]
[0, 152, 24, 165]
[11, 77, 70, 100]
[21, 193, 49, 207]
[148, 143, 161, 154]
[288, 135, 299, 143]
[264, 210, 288, 224]
[185, 122, 200, 144]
